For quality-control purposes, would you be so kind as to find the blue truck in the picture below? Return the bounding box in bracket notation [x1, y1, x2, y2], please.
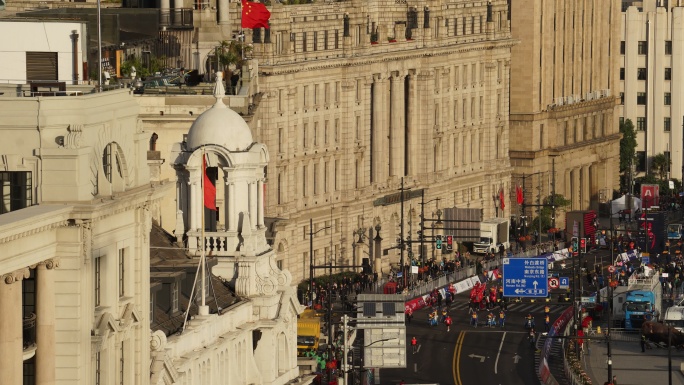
[611, 271, 662, 330]
[624, 290, 661, 329]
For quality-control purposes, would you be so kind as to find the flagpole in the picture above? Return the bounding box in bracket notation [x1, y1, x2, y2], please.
[199, 148, 209, 316]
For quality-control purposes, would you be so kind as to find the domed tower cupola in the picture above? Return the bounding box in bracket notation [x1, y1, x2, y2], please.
[170, 73, 291, 300]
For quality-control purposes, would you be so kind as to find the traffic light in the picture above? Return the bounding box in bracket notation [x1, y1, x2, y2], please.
[580, 238, 587, 253]
[571, 237, 578, 253]
[446, 235, 453, 251]
[436, 235, 443, 250]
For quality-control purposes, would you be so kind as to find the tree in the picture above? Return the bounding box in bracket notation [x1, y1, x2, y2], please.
[619, 119, 637, 192]
[120, 53, 166, 79]
[651, 153, 671, 181]
[216, 40, 251, 73]
[530, 194, 571, 233]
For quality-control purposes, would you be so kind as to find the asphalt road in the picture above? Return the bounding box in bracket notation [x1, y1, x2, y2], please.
[380, 289, 570, 385]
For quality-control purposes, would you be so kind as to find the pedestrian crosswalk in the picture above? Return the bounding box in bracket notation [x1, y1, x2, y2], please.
[448, 301, 569, 314]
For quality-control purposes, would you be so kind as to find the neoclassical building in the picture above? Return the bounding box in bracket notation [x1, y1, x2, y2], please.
[0, 86, 168, 385]
[137, 0, 516, 285]
[509, 0, 622, 218]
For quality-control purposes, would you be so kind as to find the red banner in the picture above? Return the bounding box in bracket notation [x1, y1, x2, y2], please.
[641, 184, 659, 209]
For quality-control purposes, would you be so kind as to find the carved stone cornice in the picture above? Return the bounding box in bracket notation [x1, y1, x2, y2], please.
[2, 268, 30, 284]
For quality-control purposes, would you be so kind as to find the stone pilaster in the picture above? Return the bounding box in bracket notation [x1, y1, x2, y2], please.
[0, 268, 30, 385]
[36, 259, 59, 385]
[390, 73, 405, 177]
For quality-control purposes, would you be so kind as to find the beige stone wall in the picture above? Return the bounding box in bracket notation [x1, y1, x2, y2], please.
[510, 0, 622, 223]
[139, 0, 517, 284]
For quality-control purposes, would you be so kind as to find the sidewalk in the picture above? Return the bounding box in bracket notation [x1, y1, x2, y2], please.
[584, 338, 684, 385]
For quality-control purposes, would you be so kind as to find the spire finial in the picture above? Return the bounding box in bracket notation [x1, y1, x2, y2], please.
[213, 72, 226, 106]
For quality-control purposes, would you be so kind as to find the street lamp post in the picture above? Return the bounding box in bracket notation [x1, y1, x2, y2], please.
[420, 190, 441, 265]
[309, 218, 331, 307]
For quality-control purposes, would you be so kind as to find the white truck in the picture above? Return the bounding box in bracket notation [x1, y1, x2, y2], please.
[473, 218, 510, 254]
[664, 304, 684, 332]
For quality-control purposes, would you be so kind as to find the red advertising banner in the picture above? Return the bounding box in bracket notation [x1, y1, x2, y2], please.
[641, 184, 659, 209]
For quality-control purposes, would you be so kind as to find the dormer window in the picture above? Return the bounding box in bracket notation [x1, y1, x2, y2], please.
[171, 282, 179, 313]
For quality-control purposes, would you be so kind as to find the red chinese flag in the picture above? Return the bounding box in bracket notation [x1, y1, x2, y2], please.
[241, 0, 270, 29]
[516, 185, 524, 205]
[499, 188, 505, 210]
[203, 156, 217, 211]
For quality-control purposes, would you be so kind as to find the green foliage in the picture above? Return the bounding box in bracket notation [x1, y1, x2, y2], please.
[120, 54, 166, 79]
[635, 174, 681, 196]
[651, 153, 671, 181]
[619, 119, 637, 173]
[216, 40, 252, 71]
[530, 194, 571, 233]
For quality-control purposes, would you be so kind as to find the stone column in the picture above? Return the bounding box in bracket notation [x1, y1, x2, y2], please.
[573, 168, 581, 210]
[390, 73, 405, 177]
[372, 75, 388, 182]
[36, 260, 58, 385]
[581, 165, 590, 209]
[0, 268, 29, 385]
[227, 182, 236, 231]
[249, 182, 257, 230]
[218, 0, 229, 24]
[257, 179, 264, 228]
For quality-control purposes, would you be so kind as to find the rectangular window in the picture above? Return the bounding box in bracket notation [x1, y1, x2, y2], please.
[302, 165, 308, 197]
[636, 151, 646, 172]
[171, 283, 179, 312]
[665, 92, 671, 105]
[636, 117, 647, 131]
[637, 68, 647, 80]
[334, 118, 339, 143]
[302, 32, 307, 52]
[120, 341, 125, 385]
[313, 163, 319, 195]
[303, 123, 308, 148]
[620, 41, 625, 55]
[620, 92, 624, 105]
[94, 257, 101, 307]
[303, 85, 308, 107]
[638, 41, 648, 55]
[278, 127, 283, 153]
[313, 31, 318, 51]
[118, 248, 125, 297]
[96, 352, 101, 385]
[324, 160, 329, 193]
[0, 171, 33, 214]
[666, 40, 672, 55]
[665, 68, 672, 80]
[637, 92, 646, 105]
[334, 159, 339, 191]
[664, 117, 671, 132]
[313, 122, 318, 146]
[620, 68, 624, 80]
[324, 30, 329, 50]
[324, 120, 329, 144]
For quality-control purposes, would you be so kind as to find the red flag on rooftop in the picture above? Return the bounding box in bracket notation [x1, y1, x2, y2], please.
[203, 155, 217, 211]
[242, 0, 270, 29]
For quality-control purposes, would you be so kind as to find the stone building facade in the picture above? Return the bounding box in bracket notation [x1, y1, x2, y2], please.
[244, 0, 516, 283]
[135, 0, 516, 286]
[0, 86, 168, 385]
[509, 0, 622, 220]
[620, 0, 684, 180]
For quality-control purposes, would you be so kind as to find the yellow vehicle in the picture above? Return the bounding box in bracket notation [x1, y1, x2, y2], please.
[297, 309, 321, 356]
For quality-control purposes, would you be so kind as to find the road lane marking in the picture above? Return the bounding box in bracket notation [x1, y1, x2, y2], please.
[494, 332, 506, 374]
[453, 331, 465, 385]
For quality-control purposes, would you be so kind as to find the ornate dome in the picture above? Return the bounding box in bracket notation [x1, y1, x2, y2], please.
[185, 73, 254, 152]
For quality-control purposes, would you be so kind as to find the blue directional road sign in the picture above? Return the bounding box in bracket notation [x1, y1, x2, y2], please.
[559, 277, 570, 290]
[641, 256, 650, 265]
[502, 258, 548, 297]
